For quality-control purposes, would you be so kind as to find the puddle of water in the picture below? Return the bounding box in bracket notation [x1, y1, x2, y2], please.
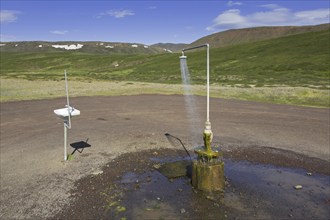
[224, 160, 330, 219]
[107, 158, 330, 219]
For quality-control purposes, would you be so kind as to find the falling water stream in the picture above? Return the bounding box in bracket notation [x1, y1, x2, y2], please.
[180, 57, 202, 148]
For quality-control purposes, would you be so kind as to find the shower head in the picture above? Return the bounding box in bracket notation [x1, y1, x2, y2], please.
[180, 50, 186, 59]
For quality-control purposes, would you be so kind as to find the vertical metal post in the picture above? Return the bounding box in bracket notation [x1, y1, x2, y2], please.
[64, 121, 67, 161]
[64, 70, 71, 129]
[206, 44, 210, 124]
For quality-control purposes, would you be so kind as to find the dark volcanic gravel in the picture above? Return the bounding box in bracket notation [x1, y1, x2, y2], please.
[54, 147, 330, 220]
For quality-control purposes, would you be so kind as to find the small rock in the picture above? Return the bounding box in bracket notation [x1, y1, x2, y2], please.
[306, 172, 312, 176]
[92, 170, 103, 175]
[157, 197, 161, 201]
[294, 185, 303, 190]
[153, 164, 161, 169]
[153, 151, 158, 155]
[178, 188, 183, 192]
[180, 208, 186, 214]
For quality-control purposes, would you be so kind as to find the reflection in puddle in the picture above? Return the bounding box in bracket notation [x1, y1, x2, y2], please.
[108, 158, 329, 219]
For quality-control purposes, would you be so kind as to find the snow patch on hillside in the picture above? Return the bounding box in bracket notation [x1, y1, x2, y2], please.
[164, 48, 173, 53]
[52, 44, 84, 50]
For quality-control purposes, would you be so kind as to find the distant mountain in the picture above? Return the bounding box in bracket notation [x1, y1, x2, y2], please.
[150, 43, 188, 52]
[0, 41, 173, 54]
[190, 23, 330, 48]
[1, 24, 329, 54]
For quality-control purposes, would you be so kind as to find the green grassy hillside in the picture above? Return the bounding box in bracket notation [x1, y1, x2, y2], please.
[130, 29, 330, 88]
[1, 30, 329, 89]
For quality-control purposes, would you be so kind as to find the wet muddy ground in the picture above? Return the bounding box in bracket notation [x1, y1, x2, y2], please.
[54, 147, 330, 220]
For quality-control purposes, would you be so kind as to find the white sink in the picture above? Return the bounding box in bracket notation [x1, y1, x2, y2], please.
[54, 106, 80, 119]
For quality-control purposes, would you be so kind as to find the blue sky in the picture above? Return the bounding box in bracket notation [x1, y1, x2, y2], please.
[1, 1, 329, 45]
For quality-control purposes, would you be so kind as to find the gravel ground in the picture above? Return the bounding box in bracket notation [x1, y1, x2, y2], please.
[0, 95, 329, 219]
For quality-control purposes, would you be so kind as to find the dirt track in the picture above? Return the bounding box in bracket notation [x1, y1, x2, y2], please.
[0, 95, 329, 219]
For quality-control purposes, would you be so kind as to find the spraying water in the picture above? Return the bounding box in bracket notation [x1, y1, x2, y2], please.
[180, 55, 202, 148]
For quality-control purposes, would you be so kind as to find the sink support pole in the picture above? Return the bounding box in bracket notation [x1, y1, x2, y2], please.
[64, 120, 68, 161]
[63, 70, 71, 161]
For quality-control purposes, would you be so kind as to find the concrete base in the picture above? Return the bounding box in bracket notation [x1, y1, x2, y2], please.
[192, 160, 225, 192]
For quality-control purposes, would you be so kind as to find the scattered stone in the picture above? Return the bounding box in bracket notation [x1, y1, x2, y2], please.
[116, 206, 126, 212]
[91, 170, 103, 175]
[180, 208, 186, 214]
[294, 185, 303, 190]
[178, 188, 183, 192]
[157, 197, 161, 201]
[153, 163, 161, 169]
[306, 172, 312, 176]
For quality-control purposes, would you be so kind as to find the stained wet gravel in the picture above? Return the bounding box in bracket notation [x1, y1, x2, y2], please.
[54, 147, 330, 220]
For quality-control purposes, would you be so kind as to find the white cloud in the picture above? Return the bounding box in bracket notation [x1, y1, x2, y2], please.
[0, 10, 21, 23]
[206, 9, 247, 31]
[295, 8, 330, 23]
[97, 9, 135, 19]
[227, 1, 242, 7]
[50, 30, 68, 35]
[207, 6, 330, 31]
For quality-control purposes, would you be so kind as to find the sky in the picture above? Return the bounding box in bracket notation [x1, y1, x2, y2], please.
[1, 0, 329, 45]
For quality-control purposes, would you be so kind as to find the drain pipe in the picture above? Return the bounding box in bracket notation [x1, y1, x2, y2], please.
[165, 133, 192, 160]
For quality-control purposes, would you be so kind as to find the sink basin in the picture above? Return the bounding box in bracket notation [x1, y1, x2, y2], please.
[54, 106, 80, 119]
